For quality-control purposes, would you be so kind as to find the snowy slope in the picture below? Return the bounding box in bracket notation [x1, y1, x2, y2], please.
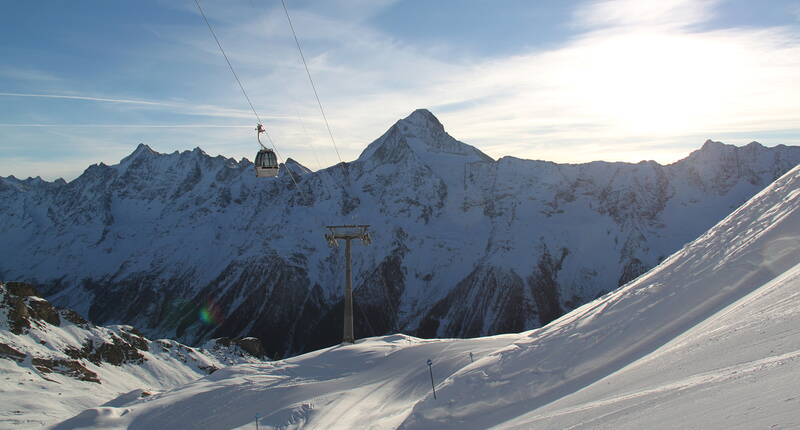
[0, 283, 265, 429]
[53, 164, 800, 429]
[498, 262, 800, 429]
[400, 162, 800, 429]
[1, 109, 799, 357]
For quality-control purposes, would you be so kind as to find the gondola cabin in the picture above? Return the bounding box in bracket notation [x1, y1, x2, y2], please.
[255, 148, 279, 178]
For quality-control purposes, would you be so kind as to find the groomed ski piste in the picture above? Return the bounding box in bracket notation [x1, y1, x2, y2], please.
[55, 164, 800, 429]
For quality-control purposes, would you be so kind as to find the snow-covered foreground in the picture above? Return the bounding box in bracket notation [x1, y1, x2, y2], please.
[56, 164, 800, 429]
[0, 284, 266, 429]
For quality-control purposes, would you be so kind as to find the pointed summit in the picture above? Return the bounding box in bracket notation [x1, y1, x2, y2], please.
[121, 143, 158, 164]
[282, 158, 312, 176]
[402, 108, 445, 131]
[358, 109, 492, 165]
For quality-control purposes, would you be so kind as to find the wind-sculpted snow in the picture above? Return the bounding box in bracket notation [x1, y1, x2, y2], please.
[1, 109, 799, 357]
[399, 164, 800, 429]
[52, 165, 800, 429]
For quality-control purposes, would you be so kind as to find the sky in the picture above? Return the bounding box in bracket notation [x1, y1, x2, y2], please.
[1, 0, 799, 181]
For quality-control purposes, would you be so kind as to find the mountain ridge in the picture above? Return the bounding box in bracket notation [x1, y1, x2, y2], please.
[1, 109, 799, 357]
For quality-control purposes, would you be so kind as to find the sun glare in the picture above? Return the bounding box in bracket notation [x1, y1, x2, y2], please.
[563, 30, 745, 137]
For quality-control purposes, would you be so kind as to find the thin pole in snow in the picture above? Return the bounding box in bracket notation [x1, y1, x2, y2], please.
[427, 359, 437, 400]
[255, 413, 261, 430]
[469, 352, 474, 363]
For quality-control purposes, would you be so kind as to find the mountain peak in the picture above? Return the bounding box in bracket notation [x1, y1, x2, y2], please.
[693, 139, 768, 160]
[134, 142, 155, 155]
[701, 139, 724, 150]
[402, 109, 444, 131]
[358, 109, 492, 165]
[121, 143, 158, 164]
[283, 158, 312, 176]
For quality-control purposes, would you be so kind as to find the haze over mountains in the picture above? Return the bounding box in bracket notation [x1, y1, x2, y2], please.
[1, 109, 799, 358]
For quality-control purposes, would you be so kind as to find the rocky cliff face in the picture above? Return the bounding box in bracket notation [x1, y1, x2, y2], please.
[1, 109, 798, 357]
[0, 282, 264, 377]
[0, 282, 266, 427]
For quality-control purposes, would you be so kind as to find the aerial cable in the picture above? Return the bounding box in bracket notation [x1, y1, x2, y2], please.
[193, 0, 300, 188]
[280, 0, 344, 165]
[261, 126, 301, 188]
[278, 0, 357, 222]
[193, 0, 261, 125]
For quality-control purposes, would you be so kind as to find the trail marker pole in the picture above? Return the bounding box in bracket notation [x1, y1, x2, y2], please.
[255, 413, 261, 430]
[469, 352, 474, 363]
[325, 225, 371, 344]
[427, 359, 437, 400]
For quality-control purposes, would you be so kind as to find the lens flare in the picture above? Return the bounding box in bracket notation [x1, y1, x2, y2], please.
[198, 301, 223, 326]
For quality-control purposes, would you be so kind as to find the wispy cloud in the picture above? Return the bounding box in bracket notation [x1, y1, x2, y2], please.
[3, 0, 799, 180]
[573, 0, 719, 29]
[0, 66, 62, 82]
[0, 92, 290, 122]
[0, 124, 250, 128]
[264, 0, 799, 165]
[0, 92, 167, 106]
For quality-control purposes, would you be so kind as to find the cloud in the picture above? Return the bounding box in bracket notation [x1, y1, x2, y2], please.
[431, 23, 800, 163]
[0, 124, 250, 128]
[0, 92, 290, 122]
[0, 92, 167, 106]
[0, 66, 62, 82]
[4, 0, 800, 180]
[573, 0, 719, 29]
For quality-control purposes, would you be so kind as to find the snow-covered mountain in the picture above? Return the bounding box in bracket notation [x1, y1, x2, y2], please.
[52, 162, 800, 430]
[0, 282, 266, 428]
[1, 109, 798, 357]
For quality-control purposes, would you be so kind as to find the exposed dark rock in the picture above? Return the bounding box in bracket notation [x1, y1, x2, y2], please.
[353, 254, 406, 336]
[5, 282, 40, 297]
[7, 296, 31, 335]
[31, 357, 100, 383]
[199, 364, 219, 374]
[619, 257, 648, 286]
[176, 256, 317, 359]
[27, 299, 61, 326]
[91, 335, 146, 366]
[118, 327, 150, 352]
[210, 336, 267, 358]
[0, 342, 26, 362]
[418, 265, 533, 339]
[64, 336, 145, 366]
[59, 309, 90, 327]
[528, 246, 568, 327]
[2, 283, 60, 332]
[235, 337, 265, 358]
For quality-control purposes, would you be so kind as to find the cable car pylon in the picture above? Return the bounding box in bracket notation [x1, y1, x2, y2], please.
[325, 225, 371, 344]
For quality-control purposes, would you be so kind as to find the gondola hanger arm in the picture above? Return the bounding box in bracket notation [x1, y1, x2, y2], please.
[256, 123, 268, 150]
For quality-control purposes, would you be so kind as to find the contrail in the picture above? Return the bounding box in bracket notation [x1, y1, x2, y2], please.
[0, 92, 295, 122]
[0, 92, 167, 106]
[0, 124, 251, 128]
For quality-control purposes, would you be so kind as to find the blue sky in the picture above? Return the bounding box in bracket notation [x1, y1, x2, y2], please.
[2, 0, 799, 180]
